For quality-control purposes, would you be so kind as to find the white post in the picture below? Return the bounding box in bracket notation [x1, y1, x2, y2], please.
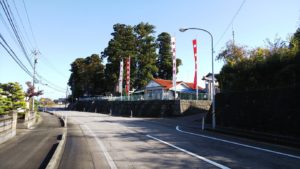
[202, 117, 205, 130]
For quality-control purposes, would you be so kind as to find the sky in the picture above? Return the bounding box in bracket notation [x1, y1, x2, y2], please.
[0, 0, 299, 99]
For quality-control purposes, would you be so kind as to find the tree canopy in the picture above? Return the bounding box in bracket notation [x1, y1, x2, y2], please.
[217, 28, 300, 92]
[68, 54, 105, 98]
[69, 22, 183, 98]
[156, 32, 182, 80]
[0, 82, 26, 114]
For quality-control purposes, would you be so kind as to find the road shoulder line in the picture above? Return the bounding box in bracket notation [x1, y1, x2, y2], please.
[176, 125, 300, 160]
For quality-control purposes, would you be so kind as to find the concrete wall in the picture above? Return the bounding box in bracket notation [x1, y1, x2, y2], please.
[0, 112, 17, 144]
[71, 100, 211, 117]
[17, 112, 36, 129]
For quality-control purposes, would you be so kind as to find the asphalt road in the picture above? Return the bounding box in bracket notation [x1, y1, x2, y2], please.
[56, 111, 300, 169]
[0, 112, 63, 169]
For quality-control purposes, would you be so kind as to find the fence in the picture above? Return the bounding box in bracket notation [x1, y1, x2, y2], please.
[78, 93, 208, 101]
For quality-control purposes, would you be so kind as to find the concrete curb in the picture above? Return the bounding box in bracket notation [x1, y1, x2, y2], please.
[46, 131, 67, 169]
[47, 112, 67, 128]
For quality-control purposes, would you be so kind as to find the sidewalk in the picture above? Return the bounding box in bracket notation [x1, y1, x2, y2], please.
[0, 112, 64, 169]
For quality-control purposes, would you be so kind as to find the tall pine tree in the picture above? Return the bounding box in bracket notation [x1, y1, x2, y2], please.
[133, 22, 158, 89]
[101, 24, 137, 93]
[156, 32, 182, 80]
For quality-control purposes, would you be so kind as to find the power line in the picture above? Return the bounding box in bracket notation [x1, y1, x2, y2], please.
[39, 55, 69, 79]
[12, 0, 34, 49]
[0, 0, 33, 69]
[215, 0, 247, 47]
[22, 0, 38, 48]
[0, 0, 66, 95]
[0, 33, 33, 77]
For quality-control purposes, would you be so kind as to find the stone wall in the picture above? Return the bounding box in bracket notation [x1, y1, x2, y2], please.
[17, 112, 36, 129]
[0, 112, 17, 144]
[70, 100, 211, 117]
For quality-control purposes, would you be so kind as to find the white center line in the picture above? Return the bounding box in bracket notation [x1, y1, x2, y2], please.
[176, 125, 300, 160]
[146, 134, 230, 169]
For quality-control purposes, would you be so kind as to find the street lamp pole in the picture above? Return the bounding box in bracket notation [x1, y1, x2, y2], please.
[179, 27, 216, 129]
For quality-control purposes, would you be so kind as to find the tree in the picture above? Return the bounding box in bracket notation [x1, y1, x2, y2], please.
[0, 88, 11, 114]
[156, 32, 182, 79]
[102, 24, 137, 93]
[216, 40, 247, 65]
[39, 98, 55, 107]
[217, 28, 300, 92]
[133, 22, 158, 89]
[68, 54, 105, 98]
[0, 82, 26, 114]
[25, 82, 43, 100]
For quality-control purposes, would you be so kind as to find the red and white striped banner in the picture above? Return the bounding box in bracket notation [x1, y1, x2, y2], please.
[125, 57, 130, 95]
[171, 37, 176, 90]
[192, 39, 197, 89]
[118, 60, 123, 93]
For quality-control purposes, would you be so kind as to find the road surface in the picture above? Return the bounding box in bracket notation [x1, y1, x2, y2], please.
[55, 111, 300, 169]
[0, 112, 63, 169]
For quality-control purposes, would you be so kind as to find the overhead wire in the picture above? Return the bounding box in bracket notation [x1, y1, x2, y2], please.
[0, 0, 66, 94]
[0, 0, 33, 68]
[12, 0, 34, 49]
[214, 0, 247, 47]
[22, 0, 37, 48]
[0, 33, 33, 77]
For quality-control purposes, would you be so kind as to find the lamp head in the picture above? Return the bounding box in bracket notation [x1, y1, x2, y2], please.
[179, 28, 188, 32]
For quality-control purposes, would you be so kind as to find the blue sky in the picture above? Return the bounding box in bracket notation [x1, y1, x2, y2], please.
[0, 0, 299, 99]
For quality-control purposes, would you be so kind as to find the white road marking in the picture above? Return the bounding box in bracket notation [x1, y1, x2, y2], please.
[146, 134, 231, 169]
[72, 117, 117, 169]
[176, 125, 300, 160]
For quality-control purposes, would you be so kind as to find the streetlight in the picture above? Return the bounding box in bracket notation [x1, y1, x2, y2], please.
[179, 27, 216, 129]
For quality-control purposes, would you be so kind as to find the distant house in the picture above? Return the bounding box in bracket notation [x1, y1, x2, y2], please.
[53, 98, 66, 105]
[202, 73, 219, 100]
[144, 79, 205, 100]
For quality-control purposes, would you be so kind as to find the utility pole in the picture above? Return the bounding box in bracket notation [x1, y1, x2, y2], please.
[32, 50, 39, 113]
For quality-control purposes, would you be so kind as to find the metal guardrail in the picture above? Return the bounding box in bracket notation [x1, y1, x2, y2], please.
[78, 93, 208, 101]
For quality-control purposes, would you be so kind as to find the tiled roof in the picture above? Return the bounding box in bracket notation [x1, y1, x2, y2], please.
[152, 78, 203, 90]
[185, 82, 204, 90]
[153, 79, 181, 89]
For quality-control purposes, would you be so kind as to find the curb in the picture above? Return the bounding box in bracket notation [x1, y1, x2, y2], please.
[47, 112, 67, 128]
[46, 131, 67, 169]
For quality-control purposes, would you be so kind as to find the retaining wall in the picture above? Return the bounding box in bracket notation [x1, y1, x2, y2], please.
[17, 112, 37, 129]
[70, 100, 211, 117]
[0, 112, 17, 144]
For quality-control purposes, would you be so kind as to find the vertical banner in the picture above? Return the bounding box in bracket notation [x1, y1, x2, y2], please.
[125, 57, 130, 95]
[192, 39, 197, 89]
[118, 59, 123, 94]
[171, 37, 176, 93]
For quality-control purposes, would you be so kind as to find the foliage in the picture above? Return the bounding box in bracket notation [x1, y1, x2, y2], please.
[25, 81, 43, 99]
[0, 82, 26, 114]
[39, 98, 55, 107]
[68, 54, 105, 98]
[133, 22, 158, 89]
[217, 28, 300, 92]
[156, 32, 182, 79]
[216, 40, 247, 65]
[102, 24, 137, 92]
[70, 23, 183, 98]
